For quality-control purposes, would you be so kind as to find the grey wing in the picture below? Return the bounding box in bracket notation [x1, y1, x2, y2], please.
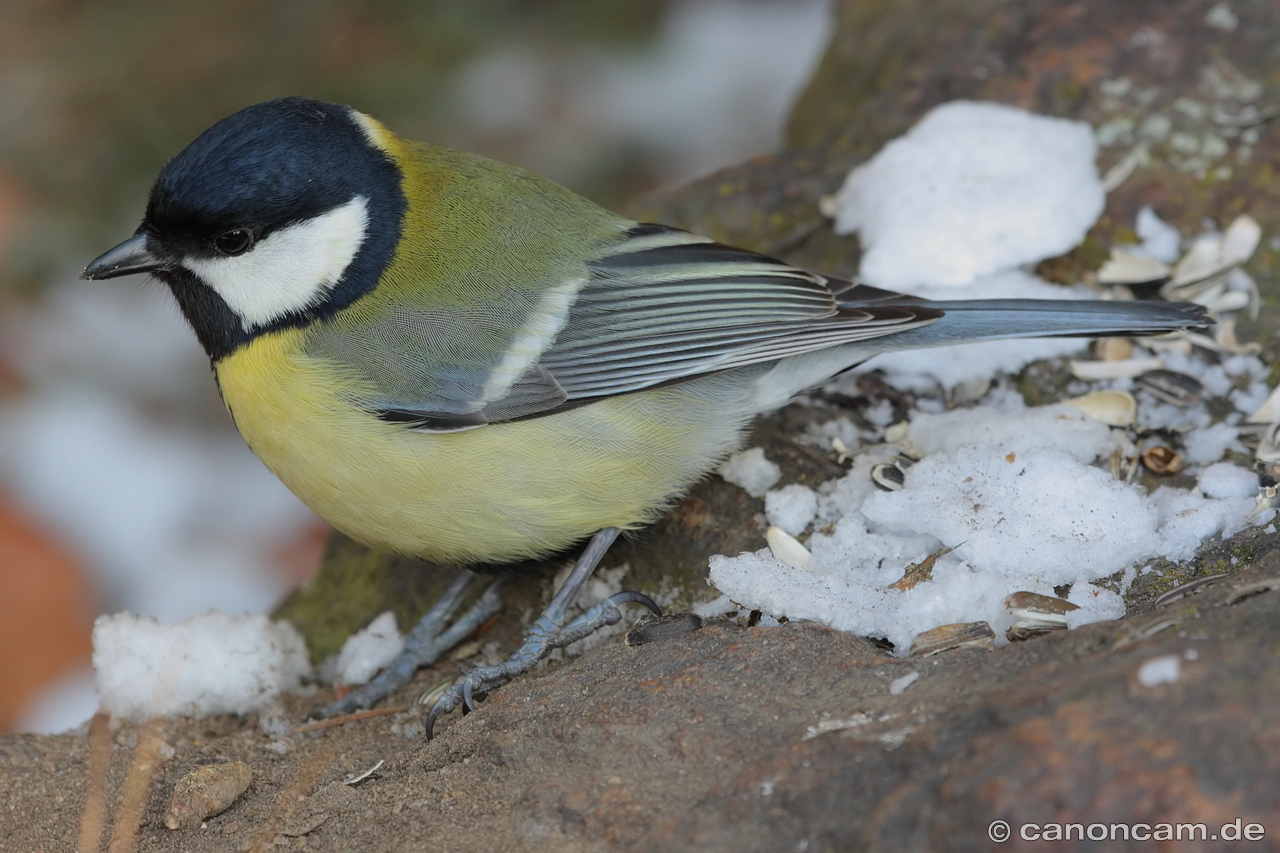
[540, 224, 941, 400]
[358, 223, 943, 430]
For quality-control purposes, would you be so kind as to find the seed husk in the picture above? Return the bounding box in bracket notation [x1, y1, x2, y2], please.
[1135, 369, 1203, 406]
[908, 621, 995, 657]
[1142, 445, 1185, 475]
[1064, 390, 1137, 426]
[1004, 591, 1080, 641]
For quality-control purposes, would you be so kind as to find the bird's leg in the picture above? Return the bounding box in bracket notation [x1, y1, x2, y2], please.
[315, 569, 504, 718]
[426, 526, 660, 738]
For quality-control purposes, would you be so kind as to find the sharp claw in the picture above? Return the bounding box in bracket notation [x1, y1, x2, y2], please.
[426, 702, 445, 740]
[607, 590, 663, 617]
[427, 696, 442, 737]
[422, 527, 626, 740]
[313, 571, 496, 721]
[424, 686, 460, 737]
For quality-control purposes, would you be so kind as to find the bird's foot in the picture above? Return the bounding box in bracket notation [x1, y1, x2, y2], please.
[313, 571, 503, 719]
[425, 589, 659, 737]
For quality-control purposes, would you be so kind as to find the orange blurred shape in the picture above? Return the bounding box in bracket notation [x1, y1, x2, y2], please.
[0, 167, 31, 274]
[270, 519, 331, 587]
[0, 492, 96, 733]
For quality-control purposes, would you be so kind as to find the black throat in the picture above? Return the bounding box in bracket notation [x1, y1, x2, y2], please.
[159, 266, 252, 362]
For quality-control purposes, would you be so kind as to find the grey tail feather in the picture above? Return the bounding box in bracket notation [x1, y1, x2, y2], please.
[872, 298, 1210, 349]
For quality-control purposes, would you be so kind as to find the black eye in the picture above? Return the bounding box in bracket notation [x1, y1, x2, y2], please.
[214, 229, 254, 256]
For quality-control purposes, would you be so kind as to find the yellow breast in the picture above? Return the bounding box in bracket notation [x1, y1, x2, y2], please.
[214, 328, 752, 565]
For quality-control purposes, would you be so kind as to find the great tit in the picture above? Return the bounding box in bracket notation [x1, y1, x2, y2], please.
[84, 96, 1208, 733]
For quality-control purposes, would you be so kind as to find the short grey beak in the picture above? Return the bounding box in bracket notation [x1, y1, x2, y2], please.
[82, 233, 166, 280]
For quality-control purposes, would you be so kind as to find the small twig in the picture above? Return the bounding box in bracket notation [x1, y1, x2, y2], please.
[107, 719, 167, 853]
[291, 705, 408, 733]
[77, 712, 112, 853]
[888, 543, 962, 590]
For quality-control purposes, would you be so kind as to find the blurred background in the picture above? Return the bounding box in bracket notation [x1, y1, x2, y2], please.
[0, 0, 831, 733]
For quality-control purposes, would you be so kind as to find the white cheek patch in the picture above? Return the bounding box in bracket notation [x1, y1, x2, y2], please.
[183, 195, 370, 331]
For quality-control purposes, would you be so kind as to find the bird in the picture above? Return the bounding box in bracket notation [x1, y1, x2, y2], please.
[83, 96, 1208, 735]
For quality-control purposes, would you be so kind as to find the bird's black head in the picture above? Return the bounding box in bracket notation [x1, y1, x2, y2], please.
[84, 96, 406, 361]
